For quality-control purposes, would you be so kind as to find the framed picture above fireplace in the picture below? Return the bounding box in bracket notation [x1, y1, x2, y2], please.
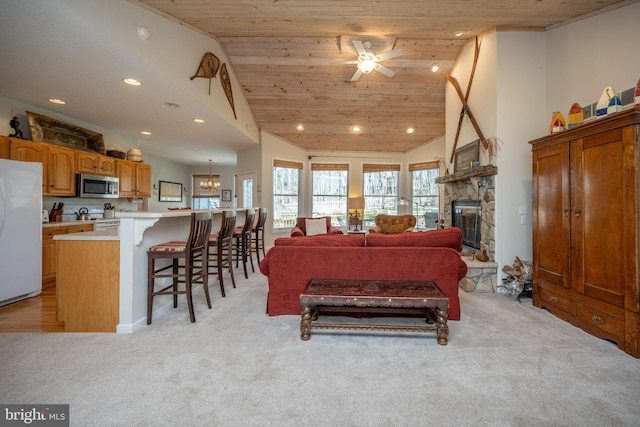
[454, 140, 480, 172]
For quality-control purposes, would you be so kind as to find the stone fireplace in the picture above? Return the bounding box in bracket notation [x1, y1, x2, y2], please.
[436, 166, 497, 292]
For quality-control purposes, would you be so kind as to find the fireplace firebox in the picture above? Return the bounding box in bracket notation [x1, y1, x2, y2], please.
[451, 200, 481, 249]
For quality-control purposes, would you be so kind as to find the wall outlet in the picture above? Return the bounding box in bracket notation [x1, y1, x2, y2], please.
[518, 205, 528, 215]
[520, 214, 527, 225]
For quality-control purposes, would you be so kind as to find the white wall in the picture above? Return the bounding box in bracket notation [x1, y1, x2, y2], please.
[545, 2, 640, 119]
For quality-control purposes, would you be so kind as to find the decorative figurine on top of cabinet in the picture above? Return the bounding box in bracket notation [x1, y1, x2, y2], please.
[596, 86, 621, 117]
[549, 111, 566, 134]
[8, 116, 24, 138]
[568, 103, 583, 128]
[635, 79, 640, 106]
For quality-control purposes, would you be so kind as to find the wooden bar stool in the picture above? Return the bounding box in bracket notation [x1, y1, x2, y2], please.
[252, 207, 268, 265]
[147, 211, 212, 324]
[233, 208, 256, 279]
[208, 210, 237, 297]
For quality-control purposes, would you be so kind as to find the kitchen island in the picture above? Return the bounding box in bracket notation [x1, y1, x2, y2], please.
[55, 209, 247, 333]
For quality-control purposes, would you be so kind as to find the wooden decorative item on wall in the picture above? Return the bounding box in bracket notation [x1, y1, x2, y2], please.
[190, 52, 220, 95]
[447, 37, 481, 164]
[26, 111, 105, 154]
[220, 63, 237, 119]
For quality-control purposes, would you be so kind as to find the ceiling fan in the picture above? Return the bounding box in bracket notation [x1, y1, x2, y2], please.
[335, 40, 403, 82]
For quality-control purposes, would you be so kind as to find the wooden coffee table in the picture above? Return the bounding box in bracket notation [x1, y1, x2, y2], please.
[299, 279, 449, 345]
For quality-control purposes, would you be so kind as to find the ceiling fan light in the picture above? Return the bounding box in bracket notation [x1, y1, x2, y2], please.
[358, 59, 376, 74]
[431, 64, 439, 72]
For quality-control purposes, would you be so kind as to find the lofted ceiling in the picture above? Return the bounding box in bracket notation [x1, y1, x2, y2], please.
[135, 0, 633, 154]
[0, 1, 633, 167]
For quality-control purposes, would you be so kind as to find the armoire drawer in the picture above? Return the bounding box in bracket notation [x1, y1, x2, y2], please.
[538, 288, 573, 314]
[575, 303, 624, 339]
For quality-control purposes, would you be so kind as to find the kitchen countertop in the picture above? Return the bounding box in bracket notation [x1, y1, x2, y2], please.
[43, 220, 96, 228]
[53, 228, 119, 241]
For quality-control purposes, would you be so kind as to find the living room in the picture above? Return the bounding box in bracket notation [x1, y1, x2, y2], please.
[1, 1, 639, 425]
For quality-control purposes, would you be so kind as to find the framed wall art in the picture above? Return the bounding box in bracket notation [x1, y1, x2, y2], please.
[221, 189, 232, 202]
[454, 140, 480, 172]
[159, 180, 183, 202]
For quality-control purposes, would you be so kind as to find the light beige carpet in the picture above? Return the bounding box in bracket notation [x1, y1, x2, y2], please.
[1, 271, 638, 426]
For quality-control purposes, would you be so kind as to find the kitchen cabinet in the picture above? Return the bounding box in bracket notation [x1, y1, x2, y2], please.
[42, 224, 93, 288]
[117, 159, 151, 198]
[0, 136, 9, 159]
[76, 151, 117, 176]
[9, 139, 76, 196]
[46, 144, 76, 196]
[530, 108, 639, 358]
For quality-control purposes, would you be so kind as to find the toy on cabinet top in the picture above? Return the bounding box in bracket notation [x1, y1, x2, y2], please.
[635, 79, 640, 106]
[596, 86, 622, 117]
[568, 103, 583, 129]
[549, 111, 566, 134]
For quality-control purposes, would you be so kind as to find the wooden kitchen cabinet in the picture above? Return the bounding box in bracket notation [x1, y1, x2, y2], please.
[46, 144, 76, 196]
[42, 224, 93, 288]
[9, 139, 76, 196]
[117, 159, 151, 198]
[530, 108, 639, 358]
[0, 136, 10, 158]
[76, 151, 117, 176]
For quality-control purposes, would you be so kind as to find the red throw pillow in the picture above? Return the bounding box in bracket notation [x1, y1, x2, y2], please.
[275, 234, 365, 247]
[365, 227, 462, 251]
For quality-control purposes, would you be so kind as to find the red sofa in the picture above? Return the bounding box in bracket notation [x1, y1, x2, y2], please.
[259, 227, 467, 320]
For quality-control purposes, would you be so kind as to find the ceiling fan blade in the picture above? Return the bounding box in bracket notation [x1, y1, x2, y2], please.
[374, 64, 396, 78]
[350, 68, 363, 82]
[330, 60, 359, 65]
[352, 40, 367, 56]
[375, 48, 403, 62]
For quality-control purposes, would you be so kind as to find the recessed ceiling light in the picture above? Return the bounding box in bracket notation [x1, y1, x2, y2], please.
[431, 64, 439, 72]
[406, 127, 415, 134]
[455, 31, 464, 37]
[137, 25, 150, 41]
[352, 125, 361, 132]
[296, 124, 304, 131]
[193, 118, 205, 124]
[123, 78, 142, 86]
[140, 131, 151, 135]
[48, 98, 66, 105]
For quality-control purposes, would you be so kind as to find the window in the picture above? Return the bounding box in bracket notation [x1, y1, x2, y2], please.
[410, 161, 440, 229]
[191, 173, 220, 209]
[273, 159, 302, 230]
[363, 164, 400, 228]
[311, 163, 349, 227]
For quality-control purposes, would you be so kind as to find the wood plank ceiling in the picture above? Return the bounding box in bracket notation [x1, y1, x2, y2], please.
[135, 0, 630, 153]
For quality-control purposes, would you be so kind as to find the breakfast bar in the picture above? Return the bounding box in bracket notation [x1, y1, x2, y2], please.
[55, 209, 247, 333]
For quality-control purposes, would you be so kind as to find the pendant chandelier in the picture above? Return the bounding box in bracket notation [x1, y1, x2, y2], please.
[200, 159, 220, 191]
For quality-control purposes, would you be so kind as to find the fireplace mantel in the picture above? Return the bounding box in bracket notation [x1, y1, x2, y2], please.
[435, 165, 497, 184]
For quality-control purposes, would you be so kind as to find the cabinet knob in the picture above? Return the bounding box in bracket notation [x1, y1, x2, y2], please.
[574, 210, 581, 218]
[564, 210, 569, 218]
[591, 315, 605, 324]
[548, 296, 559, 304]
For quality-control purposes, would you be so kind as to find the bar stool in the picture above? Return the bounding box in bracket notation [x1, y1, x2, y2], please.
[147, 211, 212, 324]
[232, 208, 256, 279]
[208, 210, 237, 297]
[252, 207, 268, 265]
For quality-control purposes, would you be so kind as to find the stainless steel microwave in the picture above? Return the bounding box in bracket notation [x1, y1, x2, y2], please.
[76, 174, 119, 199]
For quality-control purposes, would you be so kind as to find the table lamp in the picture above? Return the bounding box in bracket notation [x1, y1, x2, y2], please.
[348, 197, 365, 231]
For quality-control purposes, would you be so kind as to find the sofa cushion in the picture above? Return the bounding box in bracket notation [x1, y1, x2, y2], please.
[365, 227, 463, 251]
[369, 214, 417, 233]
[294, 216, 332, 234]
[305, 218, 327, 236]
[275, 233, 365, 247]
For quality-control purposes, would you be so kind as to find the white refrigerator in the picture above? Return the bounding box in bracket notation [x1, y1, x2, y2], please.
[0, 158, 42, 306]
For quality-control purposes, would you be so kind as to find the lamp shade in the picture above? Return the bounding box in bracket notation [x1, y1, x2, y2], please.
[349, 197, 365, 210]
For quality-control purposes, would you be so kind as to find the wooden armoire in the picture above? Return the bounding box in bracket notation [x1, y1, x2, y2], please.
[530, 107, 639, 358]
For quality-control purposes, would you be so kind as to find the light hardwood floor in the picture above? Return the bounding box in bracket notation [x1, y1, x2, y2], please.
[0, 285, 65, 332]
